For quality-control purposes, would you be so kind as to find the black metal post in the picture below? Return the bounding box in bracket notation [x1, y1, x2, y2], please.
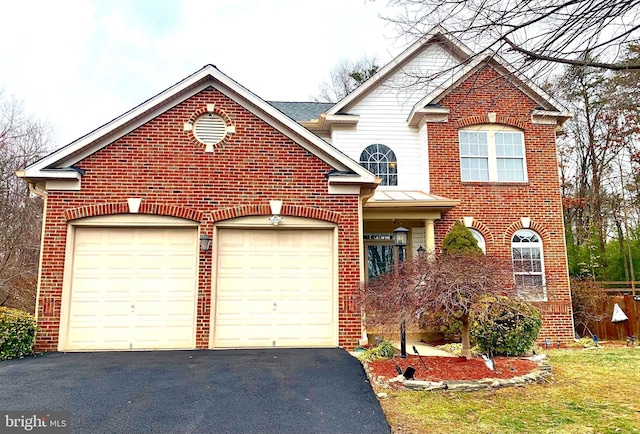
[400, 320, 407, 358]
[399, 244, 407, 358]
[393, 227, 409, 359]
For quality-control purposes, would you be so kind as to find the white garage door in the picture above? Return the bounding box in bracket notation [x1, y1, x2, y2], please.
[64, 227, 198, 351]
[214, 229, 335, 348]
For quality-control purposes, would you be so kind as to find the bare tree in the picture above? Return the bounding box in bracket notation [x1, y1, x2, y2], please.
[558, 62, 621, 254]
[556, 45, 640, 280]
[361, 253, 513, 359]
[570, 278, 612, 336]
[0, 91, 49, 313]
[316, 56, 379, 102]
[378, 0, 640, 71]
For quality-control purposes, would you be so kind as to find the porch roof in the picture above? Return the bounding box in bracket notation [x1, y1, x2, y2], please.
[364, 190, 459, 209]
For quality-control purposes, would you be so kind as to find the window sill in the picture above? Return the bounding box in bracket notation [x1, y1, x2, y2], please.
[461, 181, 529, 186]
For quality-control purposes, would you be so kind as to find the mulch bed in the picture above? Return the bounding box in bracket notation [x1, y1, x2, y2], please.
[367, 354, 539, 382]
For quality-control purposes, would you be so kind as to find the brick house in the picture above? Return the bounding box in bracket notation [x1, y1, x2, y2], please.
[19, 27, 574, 352]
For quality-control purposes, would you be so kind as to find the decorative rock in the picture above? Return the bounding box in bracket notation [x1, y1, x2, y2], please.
[404, 380, 447, 391]
[388, 375, 406, 383]
[377, 392, 388, 399]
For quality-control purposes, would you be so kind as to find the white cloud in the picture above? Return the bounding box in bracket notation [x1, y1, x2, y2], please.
[0, 0, 404, 147]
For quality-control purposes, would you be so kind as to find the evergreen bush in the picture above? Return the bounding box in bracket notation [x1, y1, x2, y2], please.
[441, 221, 482, 255]
[470, 295, 542, 356]
[0, 307, 37, 361]
[359, 340, 396, 361]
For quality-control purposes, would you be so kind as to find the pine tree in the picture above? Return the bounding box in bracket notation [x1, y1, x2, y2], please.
[442, 221, 482, 255]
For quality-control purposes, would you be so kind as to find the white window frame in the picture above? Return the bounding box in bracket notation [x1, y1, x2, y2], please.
[469, 228, 486, 254]
[459, 125, 528, 183]
[511, 229, 547, 301]
[359, 144, 398, 186]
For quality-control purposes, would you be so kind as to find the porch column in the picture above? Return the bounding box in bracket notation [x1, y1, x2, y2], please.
[424, 219, 435, 255]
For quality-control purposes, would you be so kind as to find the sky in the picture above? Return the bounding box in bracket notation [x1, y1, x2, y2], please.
[0, 0, 409, 148]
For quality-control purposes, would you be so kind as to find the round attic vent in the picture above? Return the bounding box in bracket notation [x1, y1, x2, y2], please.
[193, 113, 227, 145]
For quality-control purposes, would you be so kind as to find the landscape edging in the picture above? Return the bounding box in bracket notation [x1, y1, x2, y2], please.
[364, 356, 553, 392]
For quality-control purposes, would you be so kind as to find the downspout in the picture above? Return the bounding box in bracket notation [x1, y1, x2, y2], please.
[29, 182, 48, 323]
[358, 184, 377, 346]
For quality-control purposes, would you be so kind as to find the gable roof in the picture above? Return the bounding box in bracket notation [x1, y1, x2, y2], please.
[327, 25, 472, 115]
[326, 26, 570, 122]
[18, 65, 377, 188]
[407, 54, 571, 124]
[268, 101, 333, 122]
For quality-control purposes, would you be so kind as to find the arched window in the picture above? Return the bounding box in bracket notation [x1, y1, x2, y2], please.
[469, 228, 486, 253]
[512, 229, 546, 300]
[359, 144, 397, 186]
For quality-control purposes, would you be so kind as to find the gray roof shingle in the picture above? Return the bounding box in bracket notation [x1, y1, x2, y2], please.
[268, 101, 333, 122]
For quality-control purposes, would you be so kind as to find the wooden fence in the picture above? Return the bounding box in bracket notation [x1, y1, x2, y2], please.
[582, 282, 640, 341]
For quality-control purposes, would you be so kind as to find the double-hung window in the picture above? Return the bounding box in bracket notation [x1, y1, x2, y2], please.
[459, 126, 526, 182]
[512, 229, 546, 301]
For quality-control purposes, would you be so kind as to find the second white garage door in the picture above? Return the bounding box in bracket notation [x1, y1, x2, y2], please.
[214, 228, 335, 348]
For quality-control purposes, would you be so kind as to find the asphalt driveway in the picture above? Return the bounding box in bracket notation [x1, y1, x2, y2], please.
[0, 348, 389, 434]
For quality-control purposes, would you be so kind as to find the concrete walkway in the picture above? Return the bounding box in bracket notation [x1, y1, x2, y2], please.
[391, 340, 457, 357]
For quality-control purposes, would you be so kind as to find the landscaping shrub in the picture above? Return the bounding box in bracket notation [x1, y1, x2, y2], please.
[0, 307, 37, 361]
[568, 337, 599, 348]
[359, 340, 396, 361]
[470, 295, 542, 356]
[437, 343, 481, 356]
[439, 318, 462, 342]
[441, 221, 482, 255]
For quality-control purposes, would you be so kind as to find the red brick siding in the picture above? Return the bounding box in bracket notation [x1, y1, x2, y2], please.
[429, 65, 574, 343]
[36, 87, 362, 351]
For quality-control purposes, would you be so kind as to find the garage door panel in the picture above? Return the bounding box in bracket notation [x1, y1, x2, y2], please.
[69, 324, 130, 350]
[278, 254, 304, 268]
[217, 298, 272, 316]
[247, 232, 277, 248]
[165, 254, 200, 270]
[214, 228, 335, 348]
[307, 253, 332, 267]
[72, 253, 103, 270]
[274, 325, 333, 346]
[64, 226, 198, 351]
[215, 325, 273, 347]
[282, 299, 332, 315]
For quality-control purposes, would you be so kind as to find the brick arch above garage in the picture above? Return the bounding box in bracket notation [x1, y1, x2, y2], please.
[64, 202, 204, 222]
[211, 204, 342, 224]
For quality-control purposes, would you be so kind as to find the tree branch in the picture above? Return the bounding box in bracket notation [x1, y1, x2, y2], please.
[502, 35, 640, 70]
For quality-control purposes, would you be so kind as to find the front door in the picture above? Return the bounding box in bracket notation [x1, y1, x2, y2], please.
[366, 244, 395, 280]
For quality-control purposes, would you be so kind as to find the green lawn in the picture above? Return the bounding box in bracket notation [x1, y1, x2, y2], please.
[378, 347, 640, 433]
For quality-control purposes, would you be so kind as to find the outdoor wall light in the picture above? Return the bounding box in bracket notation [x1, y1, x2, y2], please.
[199, 234, 212, 252]
[393, 226, 409, 247]
[269, 200, 283, 226]
[417, 245, 426, 255]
